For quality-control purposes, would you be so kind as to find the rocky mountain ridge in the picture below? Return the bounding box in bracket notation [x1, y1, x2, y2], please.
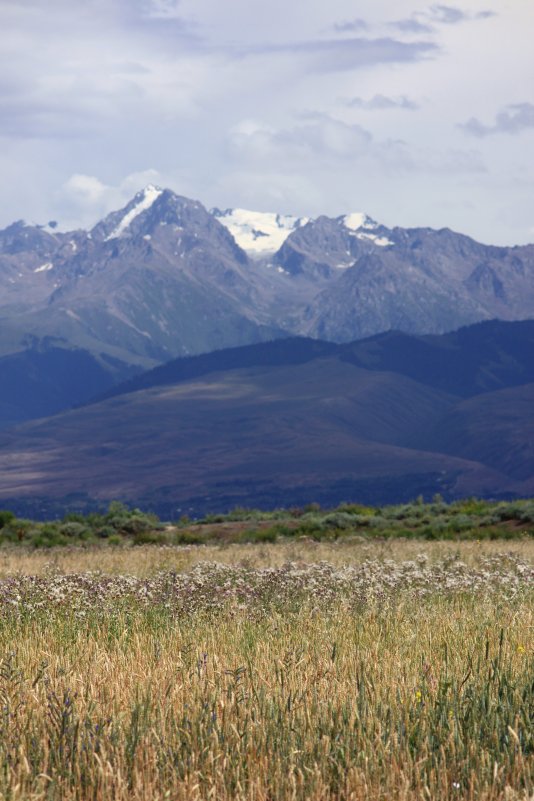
[1, 185, 533, 425]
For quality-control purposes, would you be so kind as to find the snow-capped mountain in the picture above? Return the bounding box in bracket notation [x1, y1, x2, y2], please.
[341, 213, 394, 247]
[210, 207, 394, 258]
[1, 184, 534, 429]
[211, 207, 310, 257]
[104, 185, 163, 241]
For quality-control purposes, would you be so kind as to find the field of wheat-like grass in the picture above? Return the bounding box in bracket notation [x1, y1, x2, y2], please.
[0, 542, 531, 800]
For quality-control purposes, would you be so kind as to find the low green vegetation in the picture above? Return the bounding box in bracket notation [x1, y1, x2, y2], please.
[0, 497, 533, 548]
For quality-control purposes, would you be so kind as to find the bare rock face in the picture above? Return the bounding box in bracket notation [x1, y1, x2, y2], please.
[276, 223, 534, 341]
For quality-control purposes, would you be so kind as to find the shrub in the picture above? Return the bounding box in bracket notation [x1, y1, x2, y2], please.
[238, 528, 278, 544]
[0, 510, 15, 529]
[289, 507, 304, 518]
[322, 513, 356, 531]
[59, 522, 92, 540]
[62, 512, 87, 524]
[132, 530, 169, 546]
[29, 524, 68, 548]
[448, 514, 475, 533]
[173, 531, 204, 545]
[293, 521, 326, 538]
[335, 503, 376, 517]
[95, 526, 115, 539]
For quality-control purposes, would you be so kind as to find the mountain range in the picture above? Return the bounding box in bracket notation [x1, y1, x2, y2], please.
[0, 320, 532, 517]
[1, 186, 534, 427]
[1, 189, 533, 516]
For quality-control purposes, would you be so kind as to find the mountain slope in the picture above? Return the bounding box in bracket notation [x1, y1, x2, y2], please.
[0, 345, 138, 429]
[0, 348, 523, 513]
[294, 224, 534, 341]
[93, 337, 340, 402]
[414, 383, 534, 481]
[341, 319, 534, 397]
[95, 320, 534, 404]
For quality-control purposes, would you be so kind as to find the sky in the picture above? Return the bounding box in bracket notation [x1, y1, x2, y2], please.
[1, 0, 533, 244]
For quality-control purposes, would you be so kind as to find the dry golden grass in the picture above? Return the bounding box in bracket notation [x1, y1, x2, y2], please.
[0, 536, 533, 576]
[0, 540, 531, 800]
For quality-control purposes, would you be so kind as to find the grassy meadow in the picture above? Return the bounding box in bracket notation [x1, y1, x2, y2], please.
[0, 500, 532, 800]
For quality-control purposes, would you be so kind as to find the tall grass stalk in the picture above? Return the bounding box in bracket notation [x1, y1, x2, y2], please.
[0, 592, 530, 800]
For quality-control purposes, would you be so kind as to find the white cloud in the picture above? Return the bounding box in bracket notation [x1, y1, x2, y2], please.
[58, 170, 163, 229]
[63, 174, 111, 205]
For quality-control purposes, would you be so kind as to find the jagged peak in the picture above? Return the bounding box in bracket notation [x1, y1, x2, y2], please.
[103, 185, 164, 241]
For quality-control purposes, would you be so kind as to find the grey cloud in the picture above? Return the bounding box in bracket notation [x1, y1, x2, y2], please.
[349, 94, 419, 111]
[392, 5, 494, 33]
[226, 115, 375, 167]
[141, 0, 183, 18]
[334, 18, 369, 33]
[226, 114, 484, 179]
[0, 103, 97, 140]
[0, 70, 148, 141]
[249, 37, 438, 73]
[390, 18, 434, 34]
[460, 103, 534, 137]
[428, 5, 467, 24]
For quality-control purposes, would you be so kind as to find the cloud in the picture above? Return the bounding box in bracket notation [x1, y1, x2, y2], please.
[59, 169, 163, 228]
[226, 116, 373, 163]
[249, 37, 438, 74]
[391, 5, 495, 33]
[225, 114, 485, 177]
[333, 18, 369, 33]
[63, 174, 111, 205]
[348, 94, 419, 111]
[142, 0, 183, 19]
[390, 18, 434, 34]
[428, 5, 467, 24]
[460, 103, 534, 137]
[0, 0, 527, 247]
[429, 5, 494, 24]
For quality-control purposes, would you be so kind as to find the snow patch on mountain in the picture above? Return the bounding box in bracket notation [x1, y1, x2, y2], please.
[105, 185, 162, 241]
[357, 232, 394, 247]
[34, 262, 54, 273]
[342, 213, 393, 247]
[343, 212, 375, 231]
[212, 208, 310, 257]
